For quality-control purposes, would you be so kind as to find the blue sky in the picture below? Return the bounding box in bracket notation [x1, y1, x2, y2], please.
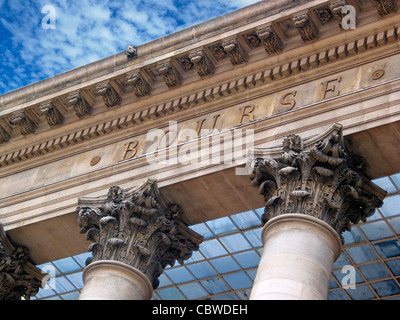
[0, 0, 260, 95]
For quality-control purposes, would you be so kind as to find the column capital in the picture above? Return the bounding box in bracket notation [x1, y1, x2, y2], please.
[250, 123, 387, 241]
[77, 179, 204, 289]
[0, 225, 45, 300]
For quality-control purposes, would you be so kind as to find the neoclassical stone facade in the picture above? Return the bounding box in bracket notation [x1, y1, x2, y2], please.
[0, 0, 399, 300]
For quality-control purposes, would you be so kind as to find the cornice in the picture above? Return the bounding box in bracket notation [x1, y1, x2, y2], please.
[0, 0, 399, 170]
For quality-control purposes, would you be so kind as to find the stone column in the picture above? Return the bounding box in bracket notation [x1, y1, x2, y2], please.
[0, 225, 45, 300]
[249, 123, 386, 300]
[76, 179, 203, 300]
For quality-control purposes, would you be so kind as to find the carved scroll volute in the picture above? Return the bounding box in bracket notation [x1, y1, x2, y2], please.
[9, 111, 37, 136]
[293, 12, 319, 42]
[257, 25, 284, 55]
[96, 82, 122, 108]
[0, 225, 45, 300]
[67, 92, 93, 118]
[157, 61, 182, 88]
[77, 180, 204, 289]
[249, 124, 387, 242]
[189, 50, 215, 77]
[39, 102, 64, 127]
[126, 72, 151, 97]
[371, 0, 398, 16]
[222, 38, 248, 65]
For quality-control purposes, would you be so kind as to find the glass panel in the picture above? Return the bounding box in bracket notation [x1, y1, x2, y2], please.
[332, 252, 352, 270]
[157, 287, 185, 300]
[35, 287, 56, 299]
[390, 173, 400, 189]
[342, 226, 365, 244]
[333, 267, 364, 285]
[388, 216, 400, 234]
[73, 252, 92, 268]
[359, 262, 391, 281]
[345, 284, 376, 300]
[372, 176, 397, 194]
[179, 282, 208, 300]
[346, 244, 378, 264]
[184, 250, 204, 264]
[233, 250, 260, 269]
[327, 289, 349, 300]
[199, 239, 228, 258]
[386, 259, 400, 276]
[231, 210, 261, 229]
[213, 293, 238, 300]
[236, 289, 251, 300]
[380, 195, 400, 217]
[65, 272, 84, 289]
[219, 234, 251, 253]
[210, 256, 240, 274]
[243, 228, 262, 247]
[360, 221, 394, 241]
[366, 209, 382, 222]
[50, 276, 76, 294]
[329, 276, 339, 289]
[206, 217, 236, 235]
[374, 240, 400, 259]
[246, 269, 257, 281]
[201, 277, 229, 295]
[253, 207, 264, 219]
[189, 223, 214, 240]
[187, 262, 217, 279]
[164, 266, 195, 284]
[158, 273, 172, 288]
[52, 257, 82, 274]
[60, 291, 80, 300]
[223, 271, 252, 290]
[371, 279, 400, 297]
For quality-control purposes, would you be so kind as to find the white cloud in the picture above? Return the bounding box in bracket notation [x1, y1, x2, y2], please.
[0, 0, 261, 95]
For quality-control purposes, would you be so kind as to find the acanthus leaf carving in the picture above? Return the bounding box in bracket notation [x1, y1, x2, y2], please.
[372, 0, 398, 16]
[158, 61, 182, 88]
[39, 102, 64, 127]
[257, 25, 284, 55]
[222, 38, 248, 65]
[67, 92, 93, 118]
[250, 124, 387, 242]
[189, 50, 215, 77]
[127, 72, 151, 97]
[293, 12, 319, 42]
[77, 180, 203, 289]
[96, 82, 121, 108]
[9, 112, 37, 136]
[0, 225, 45, 300]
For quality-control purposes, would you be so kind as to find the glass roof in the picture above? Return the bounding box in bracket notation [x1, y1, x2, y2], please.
[33, 173, 400, 300]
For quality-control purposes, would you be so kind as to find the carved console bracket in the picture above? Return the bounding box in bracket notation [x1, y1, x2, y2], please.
[222, 38, 249, 65]
[0, 225, 45, 300]
[372, 0, 398, 15]
[9, 111, 37, 136]
[39, 102, 65, 127]
[96, 81, 122, 108]
[157, 61, 183, 88]
[76, 179, 204, 289]
[189, 50, 215, 77]
[67, 92, 94, 118]
[293, 11, 319, 42]
[0, 123, 11, 144]
[127, 72, 152, 97]
[257, 25, 284, 55]
[249, 123, 387, 242]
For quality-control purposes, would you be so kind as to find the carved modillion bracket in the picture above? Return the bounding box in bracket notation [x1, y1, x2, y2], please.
[9, 111, 38, 136]
[67, 91, 94, 118]
[189, 49, 215, 77]
[126, 71, 152, 97]
[157, 61, 183, 88]
[222, 38, 249, 65]
[257, 24, 284, 55]
[371, 0, 398, 15]
[39, 101, 65, 127]
[293, 11, 319, 42]
[96, 81, 123, 108]
[0, 120, 11, 144]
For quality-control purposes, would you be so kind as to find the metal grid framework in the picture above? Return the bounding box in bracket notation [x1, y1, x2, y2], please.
[33, 174, 400, 300]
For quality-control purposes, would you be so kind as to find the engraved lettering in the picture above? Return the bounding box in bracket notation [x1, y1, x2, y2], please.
[320, 77, 342, 100]
[236, 105, 256, 126]
[120, 140, 138, 161]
